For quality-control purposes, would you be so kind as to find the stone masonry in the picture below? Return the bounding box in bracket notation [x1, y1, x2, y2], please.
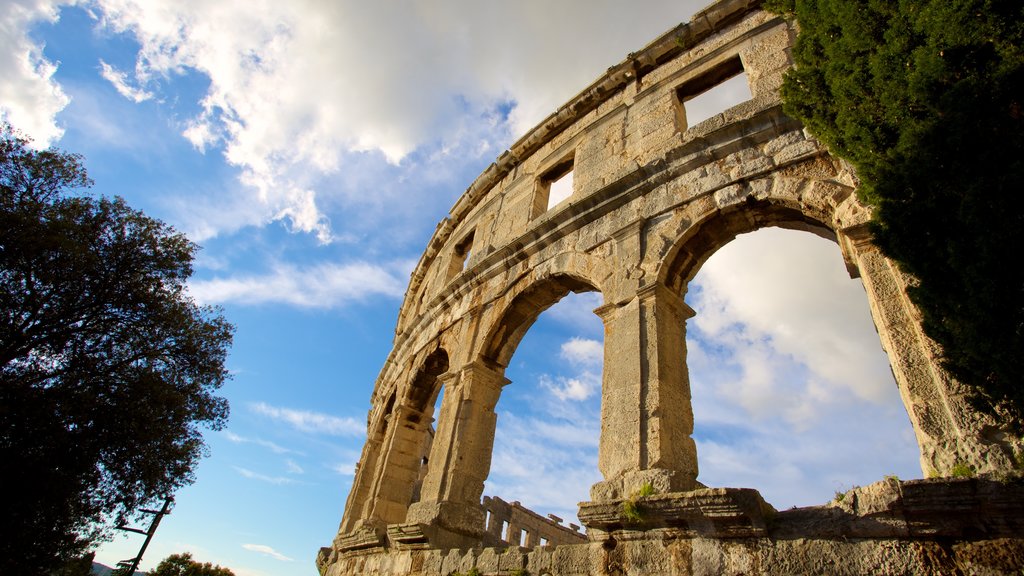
[319, 0, 1024, 574]
[480, 496, 586, 549]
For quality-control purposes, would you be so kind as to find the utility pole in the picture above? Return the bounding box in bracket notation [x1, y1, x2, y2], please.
[113, 496, 173, 575]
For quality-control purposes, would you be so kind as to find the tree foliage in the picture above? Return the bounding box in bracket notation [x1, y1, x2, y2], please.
[766, 0, 1024, 421]
[0, 125, 234, 575]
[147, 553, 235, 576]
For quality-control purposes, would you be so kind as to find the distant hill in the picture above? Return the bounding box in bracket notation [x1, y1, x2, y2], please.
[92, 561, 145, 576]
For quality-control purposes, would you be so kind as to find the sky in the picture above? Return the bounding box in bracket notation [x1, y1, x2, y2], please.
[3, 1, 921, 575]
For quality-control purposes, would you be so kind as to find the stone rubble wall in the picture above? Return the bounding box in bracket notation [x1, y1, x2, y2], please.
[325, 477, 1024, 575]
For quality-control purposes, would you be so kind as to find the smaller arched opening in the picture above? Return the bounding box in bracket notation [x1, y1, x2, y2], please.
[404, 348, 449, 505]
[662, 204, 921, 508]
[362, 348, 449, 527]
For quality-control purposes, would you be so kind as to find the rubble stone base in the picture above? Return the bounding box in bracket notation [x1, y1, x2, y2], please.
[320, 477, 1024, 576]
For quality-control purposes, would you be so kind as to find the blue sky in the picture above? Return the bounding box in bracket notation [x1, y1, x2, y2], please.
[3, 1, 921, 575]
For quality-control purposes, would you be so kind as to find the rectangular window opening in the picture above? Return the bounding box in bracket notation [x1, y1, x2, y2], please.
[519, 529, 529, 548]
[532, 154, 575, 218]
[501, 520, 510, 542]
[675, 57, 752, 129]
[445, 229, 475, 281]
[546, 169, 574, 210]
[540, 537, 549, 547]
[485, 509, 492, 531]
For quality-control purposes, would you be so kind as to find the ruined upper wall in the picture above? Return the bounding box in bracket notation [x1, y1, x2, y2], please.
[392, 0, 771, 342]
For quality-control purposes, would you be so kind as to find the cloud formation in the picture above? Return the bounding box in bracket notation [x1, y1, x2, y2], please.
[223, 431, 298, 455]
[241, 544, 294, 562]
[188, 261, 407, 308]
[0, 0, 69, 146]
[686, 228, 920, 506]
[691, 227, 896, 416]
[99, 60, 153, 102]
[234, 466, 296, 485]
[560, 337, 602, 367]
[539, 371, 599, 402]
[250, 402, 364, 437]
[8, 0, 706, 242]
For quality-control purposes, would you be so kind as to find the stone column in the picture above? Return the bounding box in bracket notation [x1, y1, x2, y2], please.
[840, 227, 1017, 475]
[337, 434, 383, 534]
[363, 402, 435, 526]
[406, 361, 508, 544]
[590, 282, 699, 502]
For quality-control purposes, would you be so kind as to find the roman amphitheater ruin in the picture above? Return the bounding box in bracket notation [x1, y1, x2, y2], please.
[318, 0, 1024, 573]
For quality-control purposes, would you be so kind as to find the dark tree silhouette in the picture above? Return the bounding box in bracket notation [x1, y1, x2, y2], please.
[146, 553, 235, 576]
[766, 0, 1024, 422]
[0, 125, 234, 575]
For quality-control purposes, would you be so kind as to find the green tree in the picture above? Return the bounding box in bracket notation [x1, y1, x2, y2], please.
[0, 124, 234, 575]
[146, 553, 235, 576]
[766, 0, 1024, 422]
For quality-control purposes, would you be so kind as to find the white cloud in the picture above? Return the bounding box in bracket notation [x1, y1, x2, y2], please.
[691, 227, 897, 417]
[330, 460, 357, 477]
[539, 371, 599, 402]
[234, 466, 296, 485]
[98, 59, 153, 102]
[560, 337, 602, 368]
[487, 409, 601, 524]
[241, 543, 294, 562]
[0, 0, 70, 146]
[250, 402, 364, 437]
[223, 431, 298, 455]
[188, 261, 406, 308]
[284, 459, 303, 474]
[685, 228, 921, 507]
[12, 0, 703, 241]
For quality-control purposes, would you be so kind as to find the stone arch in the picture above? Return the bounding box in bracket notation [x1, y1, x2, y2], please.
[351, 347, 451, 531]
[404, 271, 607, 544]
[481, 272, 602, 369]
[658, 198, 839, 292]
[403, 347, 450, 416]
[653, 193, 970, 477]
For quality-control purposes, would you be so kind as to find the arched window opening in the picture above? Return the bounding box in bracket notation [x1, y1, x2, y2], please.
[483, 289, 603, 547]
[684, 227, 919, 508]
[407, 349, 448, 506]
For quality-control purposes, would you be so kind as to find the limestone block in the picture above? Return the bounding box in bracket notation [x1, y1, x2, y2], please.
[772, 138, 821, 166]
[713, 183, 747, 209]
[760, 130, 804, 157]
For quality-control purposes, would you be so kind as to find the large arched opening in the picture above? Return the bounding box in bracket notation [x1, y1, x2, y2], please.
[476, 274, 603, 547]
[661, 202, 921, 507]
[686, 227, 920, 506]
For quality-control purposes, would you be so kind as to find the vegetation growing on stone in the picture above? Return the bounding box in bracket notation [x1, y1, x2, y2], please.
[621, 481, 657, 523]
[765, 0, 1024, 424]
[0, 125, 234, 575]
[950, 461, 977, 478]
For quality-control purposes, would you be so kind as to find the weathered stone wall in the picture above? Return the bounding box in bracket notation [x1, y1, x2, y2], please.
[320, 0, 1024, 573]
[480, 496, 586, 550]
[325, 477, 1024, 575]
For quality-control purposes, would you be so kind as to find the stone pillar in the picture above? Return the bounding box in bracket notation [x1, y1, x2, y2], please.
[362, 402, 435, 526]
[406, 361, 508, 545]
[337, 434, 383, 534]
[840, 227, 1017, 475]
[590, 282, 699, 502]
